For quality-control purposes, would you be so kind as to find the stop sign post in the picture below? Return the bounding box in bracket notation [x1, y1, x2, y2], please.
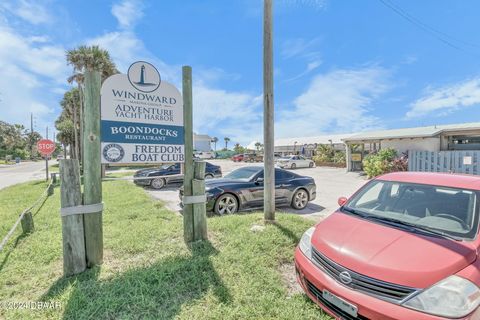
[37, 139, 55, 181]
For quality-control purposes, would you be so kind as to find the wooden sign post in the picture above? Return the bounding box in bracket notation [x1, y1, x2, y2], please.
[83, 69, 103, 267]
[182, 66, 207, 242]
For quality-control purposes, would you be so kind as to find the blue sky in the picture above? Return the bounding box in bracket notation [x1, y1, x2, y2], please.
[1, 0, 480, 145]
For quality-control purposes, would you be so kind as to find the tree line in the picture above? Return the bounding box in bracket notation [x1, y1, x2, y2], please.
[0, 121, 43, 160]
[55, 46, 118, 160]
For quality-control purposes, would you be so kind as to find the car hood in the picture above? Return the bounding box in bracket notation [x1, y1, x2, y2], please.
[311, 212, 477, 288]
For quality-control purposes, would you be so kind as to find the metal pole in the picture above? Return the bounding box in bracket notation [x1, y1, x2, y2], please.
[263, 0, 275, 221]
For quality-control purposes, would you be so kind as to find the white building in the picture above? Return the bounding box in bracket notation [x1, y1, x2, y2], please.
[274, 134, 354, 157]
[193, 133, 212, 152]
[343, 122, 480, 171]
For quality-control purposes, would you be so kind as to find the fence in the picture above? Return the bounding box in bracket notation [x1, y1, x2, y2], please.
[0, 177, 55, 253]
[408, 150, 480, 175]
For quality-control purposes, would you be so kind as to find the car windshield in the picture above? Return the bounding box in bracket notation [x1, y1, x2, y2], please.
[344, 180, 479, 240]
[224, 167, 262, 181]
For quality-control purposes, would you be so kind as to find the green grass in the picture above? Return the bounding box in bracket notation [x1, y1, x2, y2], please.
[0, 180, 330, 320]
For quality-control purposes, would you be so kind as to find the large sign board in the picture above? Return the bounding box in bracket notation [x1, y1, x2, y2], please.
[101, 61, 184, 164]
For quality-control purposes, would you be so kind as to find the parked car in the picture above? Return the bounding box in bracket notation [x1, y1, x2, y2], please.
[231, 154, 244, 162]
[243, 153, 263, 163]
[180, 166, 316, 215]
[276, 155, 314, 169]
[295, 172, 480, 319]
[194, 151, 215, 159]
[134, 162, 222, 189]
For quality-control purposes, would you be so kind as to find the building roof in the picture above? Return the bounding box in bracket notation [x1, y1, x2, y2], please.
[343, 122, 480, 142]
[275, 134, 354, 147]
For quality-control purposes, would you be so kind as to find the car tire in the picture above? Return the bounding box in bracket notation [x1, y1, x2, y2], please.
[214, 193, 238, 215]
[291, 189, 309, 210]
[309, 162, 314, 168]
[151, 178, 166, 190]
[205, 173, 214, 179]
[291, 163, 296, 169]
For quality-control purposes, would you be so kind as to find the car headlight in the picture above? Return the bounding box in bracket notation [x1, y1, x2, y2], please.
[299, 227, 315, 260]
[403, 275, 480, 318]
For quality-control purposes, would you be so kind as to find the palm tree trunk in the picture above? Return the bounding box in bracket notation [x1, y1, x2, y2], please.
[73, 106, 79, 159]
[78, 84, 84, 169]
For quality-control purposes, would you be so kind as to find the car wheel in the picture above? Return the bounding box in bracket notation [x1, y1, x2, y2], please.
[205, 173, 214, 179]
[151, 178, 166, 189]
[291, 189, 309, 210]
[309, 162, 314, 168]
[291, 163, 296, 169]
[215, 193, 238, 215]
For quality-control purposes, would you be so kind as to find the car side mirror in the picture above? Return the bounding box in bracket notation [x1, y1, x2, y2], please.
[338, 196, 348, 206]
[255, 177, 264, 184]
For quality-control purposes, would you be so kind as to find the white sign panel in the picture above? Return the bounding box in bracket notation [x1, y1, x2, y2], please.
[101, 61, 184, 164]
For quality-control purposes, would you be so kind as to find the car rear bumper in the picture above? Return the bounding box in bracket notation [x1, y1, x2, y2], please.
[294, 247, 480, 320]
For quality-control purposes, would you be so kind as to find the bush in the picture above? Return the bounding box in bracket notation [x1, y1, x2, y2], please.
[332, 151, 346, 164]
[362, 148, 406, 178]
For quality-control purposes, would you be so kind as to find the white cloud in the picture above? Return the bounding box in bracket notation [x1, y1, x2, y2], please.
[192, 84, 262, 144]
[284, 59, 322, 82]
[276, 67, 390, 137]
[281, 38, 320, 59]
[0, 22, 68, 133]
[1, 0, 52, 25]
[407, 78, 480, 118]
[112, 0, 144, 30]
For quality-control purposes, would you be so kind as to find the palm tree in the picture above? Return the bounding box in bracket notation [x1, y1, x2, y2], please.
[224, 137, 230, 150]
[66, 45, 118, 164]
[58, 88, 81, 158]
[211, 137, 218, 151]
[255, 142, 263, 151]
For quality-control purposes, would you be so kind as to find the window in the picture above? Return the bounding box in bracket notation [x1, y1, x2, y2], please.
[345, 180, 479, 239]
[275, 169, 293, 180]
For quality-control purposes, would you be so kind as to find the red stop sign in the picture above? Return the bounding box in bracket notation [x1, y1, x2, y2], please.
[37, 139, 56, 156]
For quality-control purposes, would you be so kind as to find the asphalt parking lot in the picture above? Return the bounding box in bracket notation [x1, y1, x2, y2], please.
[144, 159, 367, 221]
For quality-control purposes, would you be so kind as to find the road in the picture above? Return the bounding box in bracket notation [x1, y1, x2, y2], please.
[0, 161, 54, 190]
[144, 159, 368, 221]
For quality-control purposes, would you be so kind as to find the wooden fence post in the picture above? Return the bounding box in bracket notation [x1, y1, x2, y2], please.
[21, 211, 34, 234]
[193, 161, 207, 241]
[60, 159, 86, 276]
[182, 66, 195, 243]
[83, 69, 103, 267]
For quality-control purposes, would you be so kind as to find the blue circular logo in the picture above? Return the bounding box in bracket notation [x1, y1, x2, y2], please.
[127, 61, 161, 93]
[103, 144, 125, 162]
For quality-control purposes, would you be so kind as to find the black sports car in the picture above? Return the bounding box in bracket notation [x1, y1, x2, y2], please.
[180, 166, 316, 214]
[134, 162, 222, 189]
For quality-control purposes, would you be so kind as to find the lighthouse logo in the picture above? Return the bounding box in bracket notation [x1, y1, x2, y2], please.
[127, 61, 161, 93]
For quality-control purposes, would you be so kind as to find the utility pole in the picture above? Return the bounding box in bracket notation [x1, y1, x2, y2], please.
[45, 126, 49, 181]
[30, 113, 34, 159]
[263, 0, 275, 221]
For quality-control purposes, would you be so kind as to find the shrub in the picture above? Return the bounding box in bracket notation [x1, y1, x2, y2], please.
[363, 148, 406, 178]
[332, 151, 346, 164]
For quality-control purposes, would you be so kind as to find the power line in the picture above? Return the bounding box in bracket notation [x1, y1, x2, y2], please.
[378, 0, 480, 55]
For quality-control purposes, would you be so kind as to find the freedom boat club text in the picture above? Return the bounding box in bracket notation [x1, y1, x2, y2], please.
[132, 145, 184, 162]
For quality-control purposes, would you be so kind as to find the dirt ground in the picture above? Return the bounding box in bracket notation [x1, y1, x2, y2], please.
[143, 159, 367, 221]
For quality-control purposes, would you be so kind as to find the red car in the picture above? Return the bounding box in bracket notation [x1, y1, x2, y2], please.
[295, 172, 480, 319]
[231, 154, 244, 162]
